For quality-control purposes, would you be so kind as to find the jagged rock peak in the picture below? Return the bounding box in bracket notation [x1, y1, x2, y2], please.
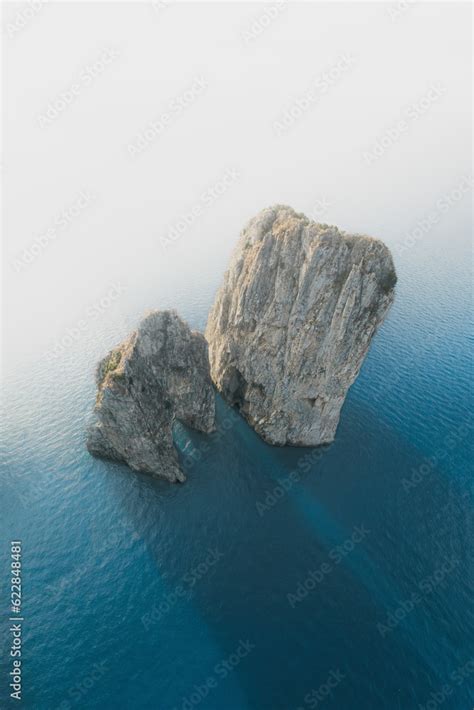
[87, 310, 215, 482]
[205, 205, 396, 446]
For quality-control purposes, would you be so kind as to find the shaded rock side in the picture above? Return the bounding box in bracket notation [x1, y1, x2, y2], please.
[87, 310, 215, 482]
[205, 205, 396, 446]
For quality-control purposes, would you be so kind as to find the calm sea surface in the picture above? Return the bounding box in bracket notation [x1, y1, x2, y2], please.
[1, 237, 473, 709]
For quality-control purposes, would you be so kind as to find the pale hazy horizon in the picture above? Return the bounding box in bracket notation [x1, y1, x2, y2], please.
[3, 1, 472, 372]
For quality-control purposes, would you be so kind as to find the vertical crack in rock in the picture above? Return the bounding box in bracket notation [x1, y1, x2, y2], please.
[87, 310, 216, 482]
[205, 205, 397, 446]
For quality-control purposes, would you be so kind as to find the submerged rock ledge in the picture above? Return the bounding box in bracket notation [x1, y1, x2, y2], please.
[87, 310, 215, 482]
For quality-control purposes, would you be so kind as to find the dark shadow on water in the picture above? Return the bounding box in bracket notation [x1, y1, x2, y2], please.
[105, 394, 473, 710]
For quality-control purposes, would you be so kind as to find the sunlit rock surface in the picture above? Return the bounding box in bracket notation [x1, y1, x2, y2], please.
[87, 310, 215, 482]
[206, 205, 396, 446]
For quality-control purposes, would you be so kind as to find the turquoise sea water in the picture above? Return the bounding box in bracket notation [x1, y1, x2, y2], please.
[1, 236, 473, 709]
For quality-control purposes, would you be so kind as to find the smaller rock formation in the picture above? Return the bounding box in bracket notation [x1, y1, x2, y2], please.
[87, 310, 215, 482]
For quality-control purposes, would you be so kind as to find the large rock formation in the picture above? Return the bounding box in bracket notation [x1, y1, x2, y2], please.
[206, 205, 396, 446]
[87, 310, 215, 482]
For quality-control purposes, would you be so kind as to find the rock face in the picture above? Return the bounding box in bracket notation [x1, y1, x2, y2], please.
[206, 205, 396, 446]
[87, 311, 215, 482]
